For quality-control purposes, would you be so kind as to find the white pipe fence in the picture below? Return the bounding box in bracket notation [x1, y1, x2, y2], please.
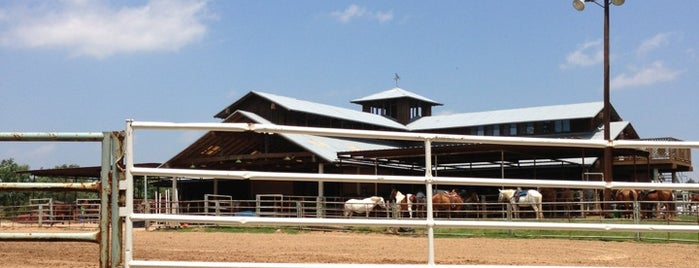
[123, 120, 699, 268]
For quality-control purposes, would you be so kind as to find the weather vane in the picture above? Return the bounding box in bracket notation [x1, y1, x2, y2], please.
[393, 73, 400, 87]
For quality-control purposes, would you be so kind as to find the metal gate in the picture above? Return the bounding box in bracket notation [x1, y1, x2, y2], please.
[0, 131, 123, 268]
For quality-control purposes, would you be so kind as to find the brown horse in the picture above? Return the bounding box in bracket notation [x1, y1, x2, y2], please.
[460, 191, 481, 218]
[539, 188, 579, 218]
[539, 188, 557, 218]
[613, 189, 638, 218]
[639, 190, 675, 219]
[432, 189, 463, 218]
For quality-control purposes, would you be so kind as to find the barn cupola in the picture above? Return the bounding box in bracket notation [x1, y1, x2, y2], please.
[351, 87, 442, 125]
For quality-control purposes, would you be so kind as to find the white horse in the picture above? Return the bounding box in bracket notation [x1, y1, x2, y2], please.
[498, 189, 544, 220]
[343, 196, 387, 218]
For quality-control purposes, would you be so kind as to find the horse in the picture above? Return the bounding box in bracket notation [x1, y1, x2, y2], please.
[639, 190, 675, 219]
[691, 193, 699, 212]
[539, 188, 578, 218]
[390, 189, 417, 218]
[613, 189, 638, 219]
[413, 192, 427, 218]
[459, 190, 481, 218]
[50, 201, 75, 225]
[432, 189, 463, 218]
[343, 196, 387, 218]
[498, 189, 544, 220]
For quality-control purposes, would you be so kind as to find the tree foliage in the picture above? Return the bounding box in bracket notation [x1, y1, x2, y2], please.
[0, 158, 31, 207]
[0, 159, 97, 207]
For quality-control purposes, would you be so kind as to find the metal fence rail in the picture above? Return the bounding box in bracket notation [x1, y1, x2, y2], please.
[123, 120, 699, 268]
[0, 131, 120, 268]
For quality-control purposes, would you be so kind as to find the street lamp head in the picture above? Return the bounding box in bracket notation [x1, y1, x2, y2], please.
[612, 0, 625, 6]
[573, 0, 586, 11]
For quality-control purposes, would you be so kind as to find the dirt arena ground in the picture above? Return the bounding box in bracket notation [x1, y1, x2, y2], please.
[0, 227, 697, 267]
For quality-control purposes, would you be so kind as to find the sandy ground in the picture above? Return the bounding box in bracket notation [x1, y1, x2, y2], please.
[0, 227, 697, 267]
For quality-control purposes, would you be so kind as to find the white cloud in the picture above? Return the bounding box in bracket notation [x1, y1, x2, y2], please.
[331, 4, 393, 24]
[611, 61, 683, 90]
[637, 32, 672, 56]
[0, 0, 209, 59]
[560, 39, 603, 69]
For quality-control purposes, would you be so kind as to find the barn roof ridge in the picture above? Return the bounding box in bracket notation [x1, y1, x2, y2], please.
[351, 87, 442, 105]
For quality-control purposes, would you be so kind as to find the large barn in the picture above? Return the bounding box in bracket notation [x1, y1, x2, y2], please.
[158, 87, 692, 201]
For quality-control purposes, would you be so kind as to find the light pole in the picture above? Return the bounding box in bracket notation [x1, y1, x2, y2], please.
[573, 0, 625, 216]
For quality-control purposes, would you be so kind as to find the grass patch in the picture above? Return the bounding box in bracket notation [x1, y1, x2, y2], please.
[158, 218, 698, 244]
[428, 227, 699, 244]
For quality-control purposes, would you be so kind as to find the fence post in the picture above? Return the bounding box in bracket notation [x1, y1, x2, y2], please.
[633, 200, 640, 241]
[110, 131, 124, 268]
[296, 201, 302, 218]
[315, 196, 325, 218]
[99, 131, 112, 268]
[38, 204, 44, 227]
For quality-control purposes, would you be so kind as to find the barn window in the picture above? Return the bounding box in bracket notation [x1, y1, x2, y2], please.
[555, 120, 571, 133]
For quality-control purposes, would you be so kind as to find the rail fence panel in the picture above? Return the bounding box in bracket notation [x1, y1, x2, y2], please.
[122, 121, 699, 268]
[0, 131, 121, 268]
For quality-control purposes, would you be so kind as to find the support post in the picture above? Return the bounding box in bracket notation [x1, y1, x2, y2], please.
[424, 139, 435, 266]
[99, 132, 111, 268]
[110, 131, 124, 268]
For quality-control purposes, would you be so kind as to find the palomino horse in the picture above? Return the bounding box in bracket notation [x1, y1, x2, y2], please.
[390, 189, 417, 218]
[498, 189, 544, 220]
[343, 196, 387, 218]
[639, 190, 675, 219]
[613, 189, 638, 218]
[432, 189, 463, 218]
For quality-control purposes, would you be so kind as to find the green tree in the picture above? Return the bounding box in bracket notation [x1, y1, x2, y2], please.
[0, 158, 31, 206]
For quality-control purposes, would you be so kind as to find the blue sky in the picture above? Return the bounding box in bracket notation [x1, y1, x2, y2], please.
[1, 1, 697, 181]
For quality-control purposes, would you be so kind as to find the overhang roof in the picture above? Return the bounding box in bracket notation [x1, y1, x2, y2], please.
[18, 163, 161, 178]
[235, 110, 403, 162]
[160, 110, 407, 169]
[337, 121, 645, 168]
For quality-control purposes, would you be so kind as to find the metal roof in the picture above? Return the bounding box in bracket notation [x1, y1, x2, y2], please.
[252, 91, 408, 130]
[408, 102, 605, 131]
[590, 121, 631, 140]
[351, 87, 442, 105]
[238, 110, 634, 164]
[218, 91, 617, 133]
[236, 110, 403, 162]
[19, 163, 161, 178]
